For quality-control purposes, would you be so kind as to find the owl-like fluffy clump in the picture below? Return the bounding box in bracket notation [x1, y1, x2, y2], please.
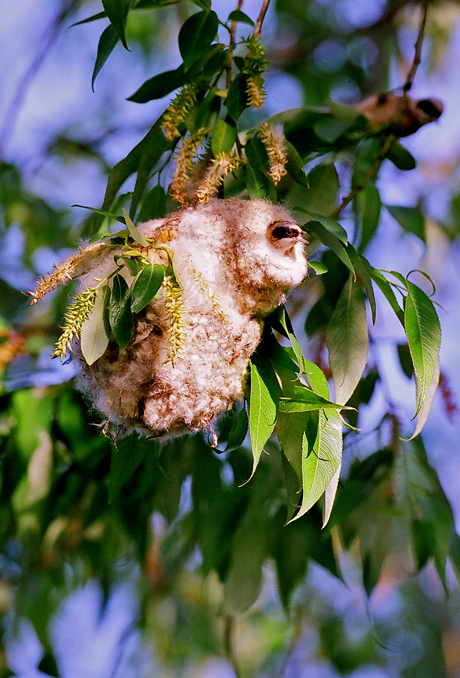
[78, 199, 307, 438]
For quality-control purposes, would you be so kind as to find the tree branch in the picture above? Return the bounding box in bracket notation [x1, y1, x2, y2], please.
[253, 0, 271, 38]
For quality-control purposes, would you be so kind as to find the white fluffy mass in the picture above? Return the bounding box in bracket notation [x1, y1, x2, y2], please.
[78, 199, 307, 437]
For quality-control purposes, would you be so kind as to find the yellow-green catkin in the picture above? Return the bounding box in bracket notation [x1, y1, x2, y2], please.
[259, 122, 288, 185]
[52, 287, 98, 361]
[29, 245, 104, 304]
[162, 275, 186, 366]
[161, 85, 197, 141]
[170, 128, 208, 204]
[195, 153, 243, 203]
[242, 35, 268, 109]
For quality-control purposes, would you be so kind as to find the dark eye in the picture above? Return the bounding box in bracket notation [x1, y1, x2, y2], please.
[270, 221, 302, 239]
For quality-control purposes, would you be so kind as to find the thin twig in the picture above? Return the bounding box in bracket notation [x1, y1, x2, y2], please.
[226, 0, 244, 90]
[253, 0, 271, 38]
[330, 134, 395, 219]
[330, 0, 431, 220]
[403, 0, 430, 93]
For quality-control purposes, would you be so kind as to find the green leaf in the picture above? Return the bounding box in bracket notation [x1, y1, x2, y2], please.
[227, 10, 254, 26]
[211, 120, 237, 155]
[246, 165, 271, 200]
[226, 73, 248, 121]
[102, 0, 129, 50]
[288, 163, 339, 217]
[91, 25, 119, 90]
[408, 362, 440, 440]
[297, 209, 347, 244]
[347, 245, 376, 324]
[122, 208, 149, 247]
[108, 434, 146, 503]
[306, 221, 354, 275]
[292, 410, 342, 521]
[270, 306, 306, 370]
[223, 515, 268, 612]
[285, 140, 309, 187]
[245, 136, 269, 172]
[326, 276, 368, 405]
[138, 185, 167, 221]
[313, 117, 353, 143]
[404, 281, 441, 416]
[80, 287, 110, 365]
[127, 65, 186, 103]
[357, 183, 381, 251]
[131, 264, 164, 313]
[387, 205, 425, 243]
[98, 117, 171, 232]
[276, 411, 309, 484]
[308, 260, 328, 275]
[323, 464, 341, 528]
[278, 386, 345, 413]
[109, 274, 134, 349]
[371, 268, 404, 325]
[178, 10, 218, 69]
[224, 407, 249, 452]
[386, 140, 416, 170]
[248, 358, 278, 479]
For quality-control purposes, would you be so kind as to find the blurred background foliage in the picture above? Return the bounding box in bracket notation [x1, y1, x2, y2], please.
[2, 0, 460, 676]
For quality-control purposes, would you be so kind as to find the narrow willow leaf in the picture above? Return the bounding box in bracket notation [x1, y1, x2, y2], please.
[223, 515, 268, 612]
[138, 185, 167, 221]
[276, 411, 309, 484]
[122, 208, 149, 247]
[288, 164, 339, 217]
[404, 281, 441, 416]
[92, 25, 119, 90]
[248, 359, 278, 479]
[297, 209, 347, 244]
[102, 0, 129, 50]
[245, 137, 269, 172]
[323, 463, 341, 528]
[131, 264, 164, 313]
[98, 118, 170, 232]
[270, 306, 306, 370]
[307, 221, 354, 275]
[387, 205, 425, 243]
[227, 9, 254, 26]
[291, 410, 342, 522]
[285, 140, 309, 187]
[246, 165, 270, 200]
[226, 73, 248, 120]
[303, 360, 329, 399]
[386, 140, 416, 170]
[178, 10, 218, 68]
[308, 260, 328, 275]
[224, 407, 249, 452]
[371, 268, 404, 325]
[109, 274, 134, 350]
[407, 361, 440, 440]
[347, 244, 376, 324]
[73, 204, 125, 224]
[127, 65, 186, 103]
[108, 434, 146, 503]
[211, 120, 237, 156]
[80, 287, 110, 365]
[358, 183, 381, 252]
[327, 276, 368, 405]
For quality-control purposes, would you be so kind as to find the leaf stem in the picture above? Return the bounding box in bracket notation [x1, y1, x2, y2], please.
[227, 0, 244, 89]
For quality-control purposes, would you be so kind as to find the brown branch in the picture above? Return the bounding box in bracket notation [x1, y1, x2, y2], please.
[403, 0, 431, 93]
[330, 134, 395, 219]
[253, 0, 271, 38]
[226, 0, 244, 90]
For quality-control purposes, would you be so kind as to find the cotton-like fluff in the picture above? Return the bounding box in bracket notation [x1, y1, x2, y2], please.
[77, 199, 307, 437]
